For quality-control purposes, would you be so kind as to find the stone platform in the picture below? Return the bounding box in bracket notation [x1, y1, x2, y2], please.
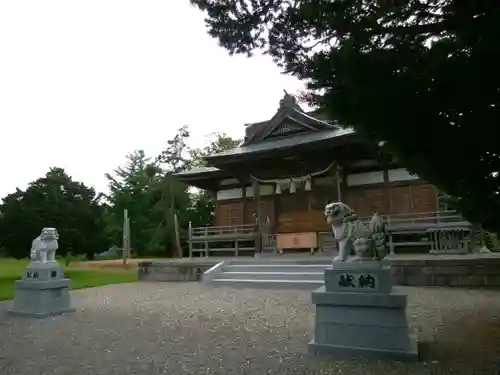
[308, 262, 418, 361]
[9, 262, 75, 318]
[385, 253, 500, 287]
[138, 260, 217, 282]
[136, 253, 500, 288]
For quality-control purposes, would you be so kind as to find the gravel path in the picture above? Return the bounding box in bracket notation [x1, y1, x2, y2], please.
[1, 283, 500, 375]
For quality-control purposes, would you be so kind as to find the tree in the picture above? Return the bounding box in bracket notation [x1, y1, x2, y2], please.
[104, 128, 194, 257]
[105, 150, 167, 256]
[153, 126, 193, 256]
[103, 127, 240, 258]
[191, 1, 500, 230]
[188, 133, 240, 168]
[156, 125, 191, 171]
[0, 168, 109, 259]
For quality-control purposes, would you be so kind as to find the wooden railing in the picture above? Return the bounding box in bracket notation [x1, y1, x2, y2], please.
[359, 210, 471, 231]
[189, 223, 256, 240]
[188, 222, 273, 257]
[187, 211, 473, 257]
[262, 233, 277, 252]
[368, 211, 472, 254]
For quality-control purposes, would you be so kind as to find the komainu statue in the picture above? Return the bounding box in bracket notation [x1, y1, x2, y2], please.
[30, 228, 59, 264]
[324, 202, 388, 262]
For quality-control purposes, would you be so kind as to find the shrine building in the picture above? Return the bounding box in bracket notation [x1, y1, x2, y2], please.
[175, 93, 463, 256]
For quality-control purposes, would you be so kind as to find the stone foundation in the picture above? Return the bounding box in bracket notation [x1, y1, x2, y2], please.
[309, 262, 418, 361]
[138, 261, 217, 282]
[386, 254, 500, 287]
[9, 262, 75, 318]
[138, 254, 500, 287]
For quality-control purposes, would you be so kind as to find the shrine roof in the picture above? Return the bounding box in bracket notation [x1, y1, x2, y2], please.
[176, 93, 358, 178]
[174, 166, 220, 176]
[205, 127, 355, 161]
[174, 166, 230, 189]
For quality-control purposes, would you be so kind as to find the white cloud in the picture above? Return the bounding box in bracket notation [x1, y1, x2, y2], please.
[0, 1, 306, 197]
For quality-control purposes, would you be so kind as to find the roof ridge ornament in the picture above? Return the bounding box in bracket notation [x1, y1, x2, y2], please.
[279, 90, 302, 111]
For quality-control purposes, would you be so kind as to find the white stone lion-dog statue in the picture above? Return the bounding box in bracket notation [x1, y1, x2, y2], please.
[324, 202, 388, 263]
[30, 227, 59, 264]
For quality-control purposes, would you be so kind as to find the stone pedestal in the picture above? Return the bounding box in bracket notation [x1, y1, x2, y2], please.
[9, 261, 75, 318]
[308, 262, 418, 361]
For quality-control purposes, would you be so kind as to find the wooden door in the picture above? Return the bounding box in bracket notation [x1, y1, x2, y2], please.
[216, 201, 244, 226]
[244, 198, 275, 227]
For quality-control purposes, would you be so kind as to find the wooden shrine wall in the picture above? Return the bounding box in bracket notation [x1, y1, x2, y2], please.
[277, 209, 329, 233]
[390, 183, 437, 215]
[214, 181, 438, 232]
[343, 182, 437, 218]
[215, 197, 275, 228]
[344, 186, 389, 217]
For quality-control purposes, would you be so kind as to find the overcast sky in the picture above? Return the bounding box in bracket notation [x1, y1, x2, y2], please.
[0, 1, 306, 197]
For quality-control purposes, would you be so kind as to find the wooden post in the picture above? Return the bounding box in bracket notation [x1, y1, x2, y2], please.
[188, 221, 193, 258]
[389, 232, 395, 255]
[253, 177, 263, 254]
[381, 158, 393, 215]
[335, 164, 342, 201]
[122, 209, 130, 266]
[241, 179, 247, 224]
[174, 213, 182, 258]
[204, 227, 209, 257]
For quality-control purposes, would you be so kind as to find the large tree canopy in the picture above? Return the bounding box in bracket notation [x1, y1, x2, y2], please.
[0, 168, 109, 259]
[190, 0, 500, 230]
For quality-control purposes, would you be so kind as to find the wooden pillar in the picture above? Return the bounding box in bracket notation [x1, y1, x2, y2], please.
[335, 164, 342, 202]
[435, 188, 441, 215]
[214, 199, 220, 226]
[379, 152, 393, 215]
[273, 192, 279, 230]
[188, 221, 193, 258]
[383, 168, 393, 215]
[253, 177, 263, 254]
[241, 180, 247, 224]
[204, 227, 209, 257]
[378, 153, 394, 255]
[333, 164, 343, 254]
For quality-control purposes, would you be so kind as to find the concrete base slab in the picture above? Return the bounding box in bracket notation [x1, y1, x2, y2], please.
[308, 336, 419, 362]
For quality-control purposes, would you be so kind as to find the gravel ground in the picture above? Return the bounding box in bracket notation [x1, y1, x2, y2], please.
[1, 283, 500, 375]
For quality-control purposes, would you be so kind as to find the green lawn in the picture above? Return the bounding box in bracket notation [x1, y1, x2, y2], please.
[0, 258, 138, 301]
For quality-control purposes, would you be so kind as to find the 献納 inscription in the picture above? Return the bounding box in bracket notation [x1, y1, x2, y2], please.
[338, 273, 376, 289]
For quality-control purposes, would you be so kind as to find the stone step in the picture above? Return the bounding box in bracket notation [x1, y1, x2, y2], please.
[224, 264, 330, 273]
[219, 271, 324, 281]
[211, 278, 324, 290]
[231, 258, 332, 265]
